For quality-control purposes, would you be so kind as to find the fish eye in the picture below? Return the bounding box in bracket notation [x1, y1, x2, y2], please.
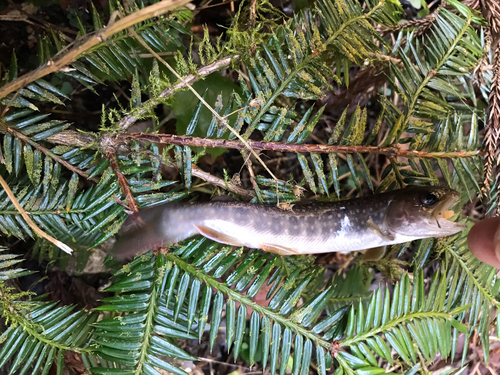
[421, 192, 439, 206]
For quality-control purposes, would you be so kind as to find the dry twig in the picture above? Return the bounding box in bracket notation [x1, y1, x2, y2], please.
[105, 148, 139, 213]
[187, 163, 255, 198]
[125, 133, 482, 159]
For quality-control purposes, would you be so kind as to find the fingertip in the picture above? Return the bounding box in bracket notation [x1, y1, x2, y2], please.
[467, 217, 500, 268]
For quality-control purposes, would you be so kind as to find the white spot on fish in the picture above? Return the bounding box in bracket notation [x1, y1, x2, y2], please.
[341, 215, 350, 230]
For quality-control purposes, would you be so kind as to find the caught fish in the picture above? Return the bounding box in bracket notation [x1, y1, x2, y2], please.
[112, 186, 466, 260]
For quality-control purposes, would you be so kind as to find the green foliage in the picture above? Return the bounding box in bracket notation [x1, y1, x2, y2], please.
[0, 0, 496, 374]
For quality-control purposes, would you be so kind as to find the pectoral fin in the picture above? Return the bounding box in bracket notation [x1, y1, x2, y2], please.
[260, 243, 300, 255]
[360, 246, 387, 262]
[367, 219, 395, 241]
[194, 225, 244, 247]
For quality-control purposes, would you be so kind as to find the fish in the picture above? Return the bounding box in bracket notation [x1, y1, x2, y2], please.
[111, 186, 467, 260]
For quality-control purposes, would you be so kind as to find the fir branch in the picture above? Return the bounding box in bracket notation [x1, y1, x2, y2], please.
[0, 0, 192, 100]
[378, 6, 441, 36]
[340, 311, 455, 347]
[0, 174, 73, 254]
[125, 133, 482, 159]
[0, 121, 97, 182]
[117, 55, 240, 131]
[410, 16, 472, 105]
[446, 243, 500, 308]
[164, 252, 334, 352]
[129, 27, 280, 183]
[480, 0, 500, 213]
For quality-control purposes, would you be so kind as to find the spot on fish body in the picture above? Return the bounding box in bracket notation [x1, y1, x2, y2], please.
[341, 216, 350, 230]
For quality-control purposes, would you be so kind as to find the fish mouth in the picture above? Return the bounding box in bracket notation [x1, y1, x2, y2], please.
[430, 192, 467, 235]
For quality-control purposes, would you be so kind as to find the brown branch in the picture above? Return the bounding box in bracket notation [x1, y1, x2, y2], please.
[480, 0, 500, 213]
[249, 0, 257, 28]
[0, 0, 191, 100]
[479, 0, 500, 41]
[378, 7, 441, 37]
[101, 137, 139, 213]
[45, 130, 99, 148]
[121, 133, 482, 159]
[483, 43, 500, 192]
[189, 163, 255, 198]
[241, 149, 259, 193]
[118, 55, 239, 131]
[45, 130, 254, 198]
[45, 129, 482, 160]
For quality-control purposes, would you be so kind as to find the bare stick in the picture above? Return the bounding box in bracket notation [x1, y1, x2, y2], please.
[189, 163, 255, 198]
[0, 174, 73, 255]
[241, 149, 261, 199]
[0, 0, 192, 99]
[123, 133, 482, 159]
[45, 130, 482, 159]
[105, 148, 139, 213]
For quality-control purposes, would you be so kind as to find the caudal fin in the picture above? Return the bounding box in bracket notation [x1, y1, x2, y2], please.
[111, 204, 175, 260]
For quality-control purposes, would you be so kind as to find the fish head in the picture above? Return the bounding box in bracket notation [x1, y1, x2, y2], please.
[384, 186, 467, 238]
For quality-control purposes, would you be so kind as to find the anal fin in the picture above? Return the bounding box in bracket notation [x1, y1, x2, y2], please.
[360, 246, 387, 263]
[260, 243, 300, 255]
[194, 225, 244, 247]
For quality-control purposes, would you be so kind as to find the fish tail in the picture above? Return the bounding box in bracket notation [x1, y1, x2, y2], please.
[111, 203, 194, 260]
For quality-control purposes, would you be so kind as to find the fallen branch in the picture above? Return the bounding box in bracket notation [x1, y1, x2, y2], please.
[46, 130, 482, 160]
[479, 0, 500, 213]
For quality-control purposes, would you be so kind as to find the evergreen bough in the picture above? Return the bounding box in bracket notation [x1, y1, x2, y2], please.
[0, 0, 496, 374]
